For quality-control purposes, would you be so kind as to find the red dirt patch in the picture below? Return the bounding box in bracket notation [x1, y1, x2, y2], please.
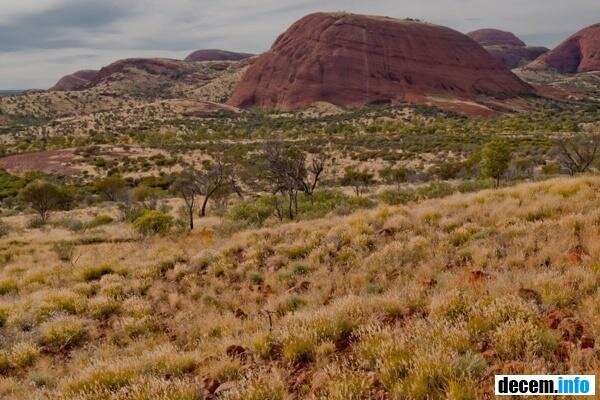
[0, 149, 80, 176]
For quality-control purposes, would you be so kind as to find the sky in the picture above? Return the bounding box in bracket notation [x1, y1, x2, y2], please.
[0, 0, 597, 89]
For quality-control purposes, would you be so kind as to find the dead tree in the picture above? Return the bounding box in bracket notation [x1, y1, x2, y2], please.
[556, 134, 600, 175]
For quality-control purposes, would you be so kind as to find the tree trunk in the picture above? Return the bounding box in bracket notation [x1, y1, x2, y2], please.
[288, 192, 294, 220]
[189, 207, 194, 230]
[201, 196, 209, 217]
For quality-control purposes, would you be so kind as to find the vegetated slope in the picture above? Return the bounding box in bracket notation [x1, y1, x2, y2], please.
[2, 60, 246, 119]
[526, 23, 600, 73]
[1, 176, 599, 398]
[468, 29, 549, 69]
[228, 12, 534, 111]
[185, 49, 254, 62]
[58, 58, 244, 99]
[50, 70, 99, 91]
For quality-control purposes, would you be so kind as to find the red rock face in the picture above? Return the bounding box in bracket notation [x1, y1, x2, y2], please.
[485, 46, 548, 69]
[185, 49, 254, 62]
[90, 58, 188, 86]
[468, 29, 549, 69]
[228, 13, 533, 110]
[527, 24, 600, 73]
[468, 29, 525, 47]
[50, 70, 99, 91]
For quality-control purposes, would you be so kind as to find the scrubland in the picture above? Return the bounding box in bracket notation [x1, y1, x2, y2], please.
[0, 176, 599, 399]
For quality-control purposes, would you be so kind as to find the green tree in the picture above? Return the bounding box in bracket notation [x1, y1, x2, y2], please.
[19, 180, 71, 223]
[480, 139, 512, 187]
[95, 176, 127, 202]
[341, 167, 375, 197]
[379, 166, 409, 188]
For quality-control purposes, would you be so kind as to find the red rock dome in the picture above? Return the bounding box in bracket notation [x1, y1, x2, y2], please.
[184, 49, 254, 62]
[468, 29, 549, 69]
[228, 13, 533, 110]
[467, 29, 525, 47]
[526, 23, 600, 73]
[50, 70, 99, 91]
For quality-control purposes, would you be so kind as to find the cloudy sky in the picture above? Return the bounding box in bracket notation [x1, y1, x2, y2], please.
[0, 0, 597, 89]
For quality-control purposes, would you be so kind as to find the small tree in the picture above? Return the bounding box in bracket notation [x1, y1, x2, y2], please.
[341, 167, 374, 196]
[556, 134, 600, 176]
[264, 143, 307, 220]
[95, 176, 127, 202]
[480, 139, 512, 187]
[19, 180, 70, 223]
[380, 166, 409, 188]
[197, 161, 230, 218]
[304, 152, 327, 195]
[171, 171, 199, 230]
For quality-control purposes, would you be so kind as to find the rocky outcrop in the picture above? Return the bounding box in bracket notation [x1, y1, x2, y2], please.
[185, 49, 254, 62]
[228, 13, 533, 110]
[50, 70, 99, 91]
[468, 29, 549, 69]
[526, 23, 600, 73]
[468, 29, 525, 47]
[89, 58, 190, 86]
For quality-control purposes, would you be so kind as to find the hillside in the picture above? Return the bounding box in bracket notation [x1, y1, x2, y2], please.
[526, 23, 600, 73]
[467, 29, 549, 69]
[1, 176, 600, 398]
[185, 49, 254, 62]
[228, 13, 533, 111]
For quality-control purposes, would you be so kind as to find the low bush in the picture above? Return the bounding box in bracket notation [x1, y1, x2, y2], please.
[86, 214, 114, 229]
[132, 210, 173, 236]
[52, 240, 76, 263]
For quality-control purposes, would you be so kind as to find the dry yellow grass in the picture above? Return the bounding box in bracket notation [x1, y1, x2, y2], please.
[1, 176, 600, 398]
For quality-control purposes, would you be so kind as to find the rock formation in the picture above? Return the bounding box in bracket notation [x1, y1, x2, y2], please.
[228, 13, 533, 110]
[526, 23, 600, 73]
[468, 29, 549, 69]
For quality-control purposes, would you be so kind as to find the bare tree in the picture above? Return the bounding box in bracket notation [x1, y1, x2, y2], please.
[556, 134, 600, 176]
[303, 152, 327, 195]
[172, 171, 199, 230]
[264, 143, 307, 220]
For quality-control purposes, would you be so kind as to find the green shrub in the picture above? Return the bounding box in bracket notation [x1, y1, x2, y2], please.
[228, 196, 274, 226]
[132, 210, 173, 236]
[379, 188, 416, 205]
[298, 190, 374, 218]
[282, 337, 315, 365]
[52, 240, 76, 263]
[86, 214, 114, 229]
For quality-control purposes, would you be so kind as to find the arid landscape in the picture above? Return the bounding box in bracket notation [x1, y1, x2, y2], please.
[0, 5, 599, 400]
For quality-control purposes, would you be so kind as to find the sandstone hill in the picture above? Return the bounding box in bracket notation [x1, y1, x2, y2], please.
[50, 70, 99, 91]
[184, 49, 254, 62]
[467, 28, 549, 69]
[526, 23, 600, 73]
[228, 12, 534, 111]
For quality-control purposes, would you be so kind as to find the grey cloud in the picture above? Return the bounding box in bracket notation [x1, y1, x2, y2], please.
[0, 0, 137, 51]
